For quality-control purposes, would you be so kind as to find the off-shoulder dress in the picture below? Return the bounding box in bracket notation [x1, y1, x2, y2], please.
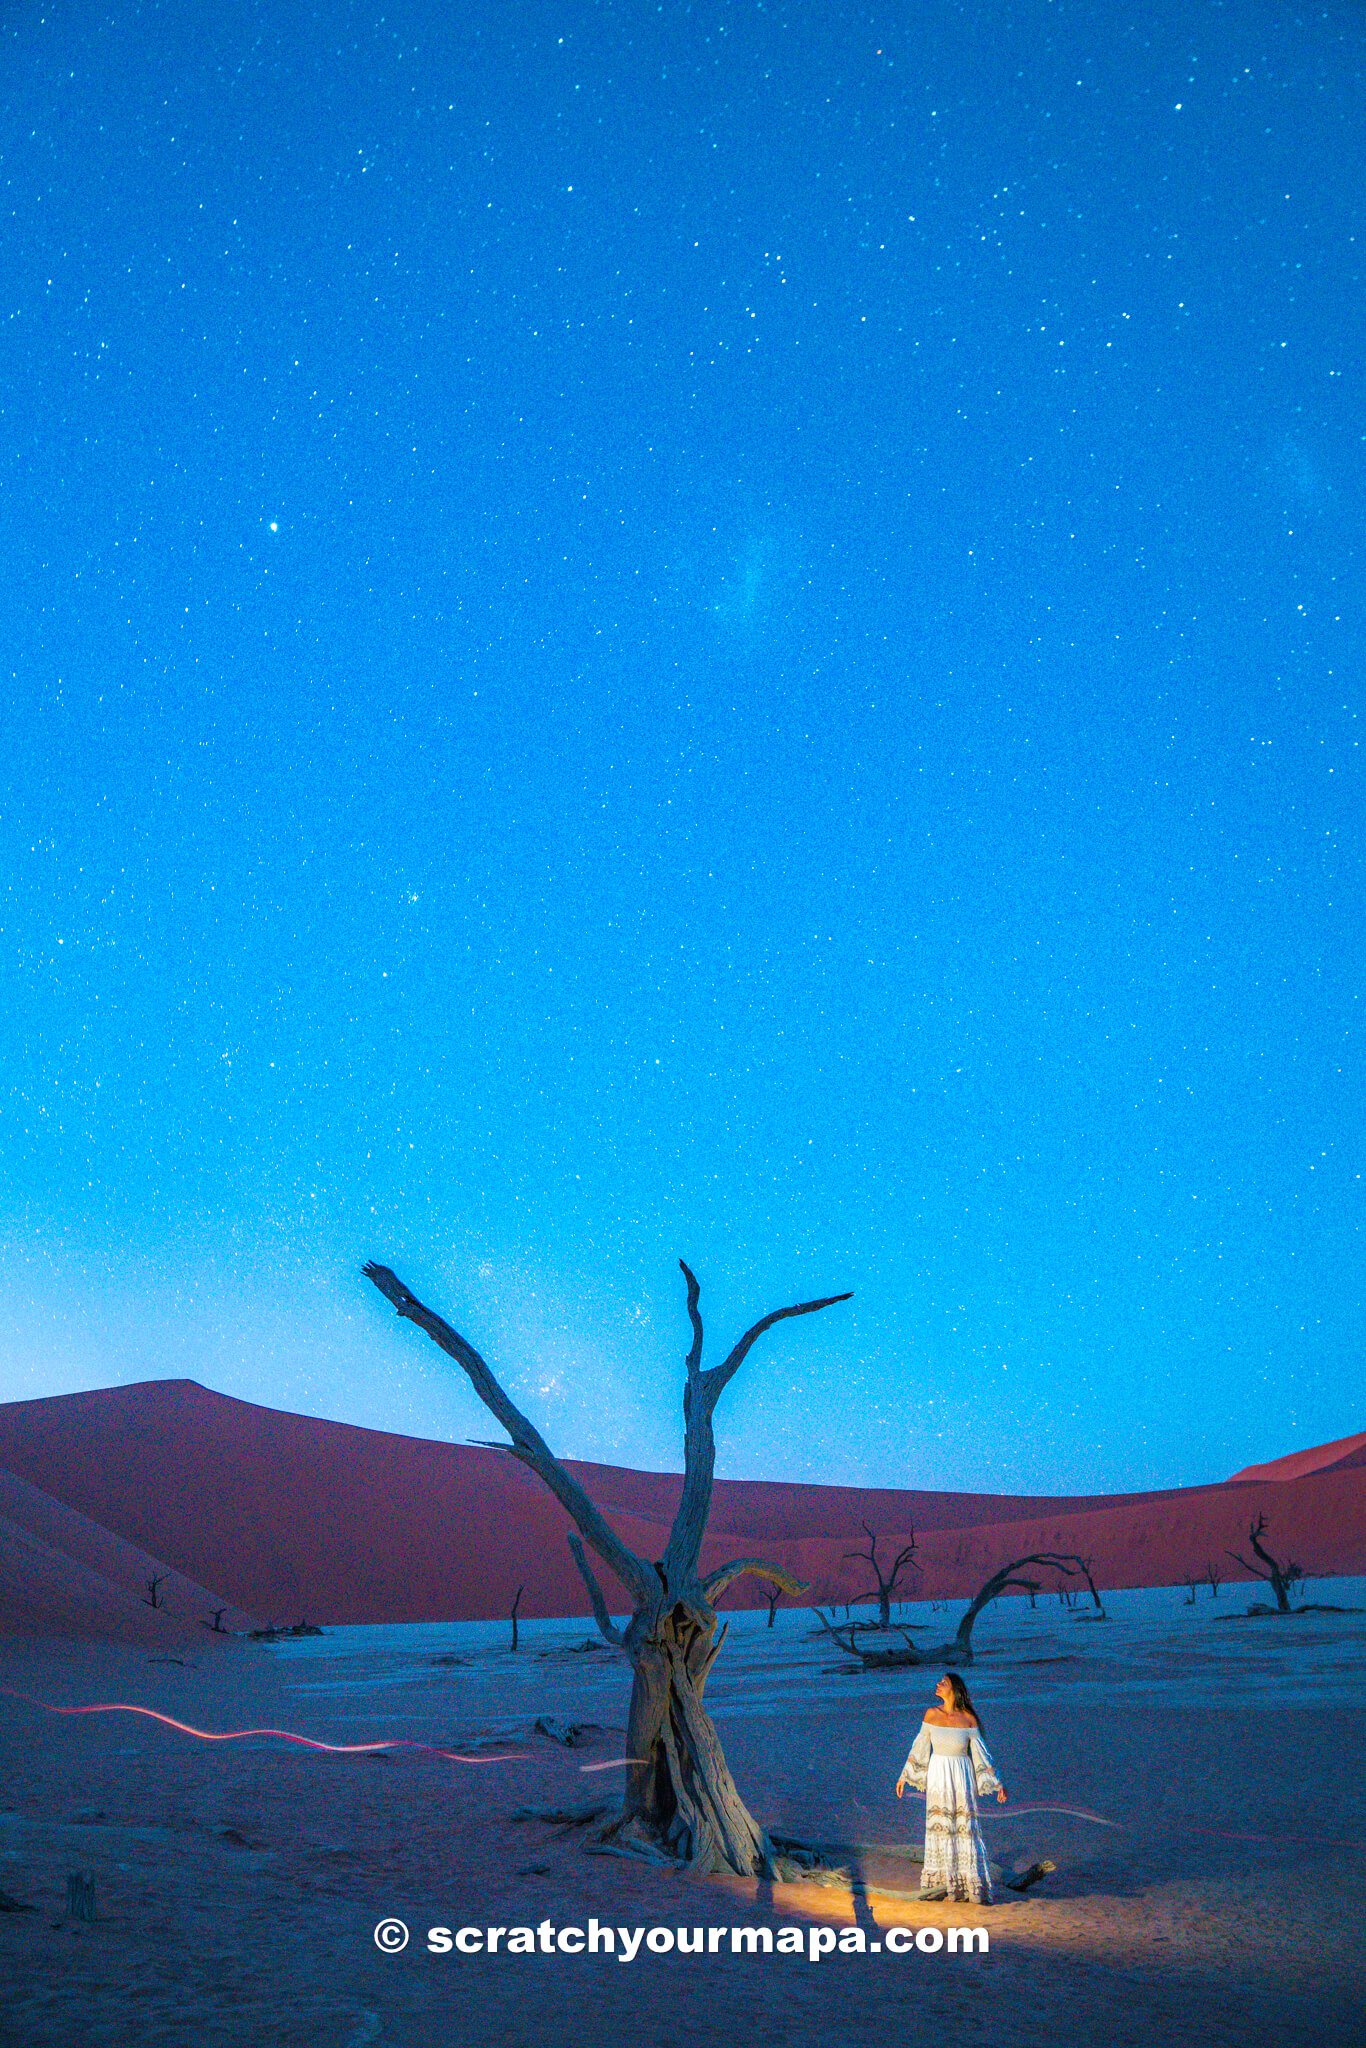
[899, 1720, 1002, 1903]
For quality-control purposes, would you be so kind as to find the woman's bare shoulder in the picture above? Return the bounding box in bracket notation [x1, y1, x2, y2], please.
[923, 1708, 979, 1727]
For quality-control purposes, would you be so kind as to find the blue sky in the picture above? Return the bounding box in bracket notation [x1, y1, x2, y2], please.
[1, 0, 1361, 1493]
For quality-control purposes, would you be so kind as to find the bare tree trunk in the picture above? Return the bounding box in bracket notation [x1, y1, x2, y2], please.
[510, 1585, 523, 1653]
[614, 1610, 766, 1872]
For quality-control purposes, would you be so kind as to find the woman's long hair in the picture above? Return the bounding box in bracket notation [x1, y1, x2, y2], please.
[943, 1670, 980, 1723]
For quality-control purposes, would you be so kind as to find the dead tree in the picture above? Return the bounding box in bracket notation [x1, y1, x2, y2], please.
[813, 1609, 920, 1667]
[1075, 1556, 1107, 1619]
[199, 1608, 230, 1634]
[143, 1574, 167, 1610]
[365, 1259, 846, 1877]
[951, 1554, 1084, 1662]
[1205, 1562, 1222, 1599]
[764, 1584, 782, 1629]
[1226, 1513, 1303, 1614]
[510, 1585, 524, 1653]
[844, 1522, 919, 1629]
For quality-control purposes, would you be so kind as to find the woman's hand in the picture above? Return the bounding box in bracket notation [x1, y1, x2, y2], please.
[996, 1787, 1008, 1803]
[895, 1775, 906, 1799]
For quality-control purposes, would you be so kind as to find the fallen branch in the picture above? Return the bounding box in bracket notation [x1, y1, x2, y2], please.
[811, 1608, 922, 1667]
[534, 1715, 599, 1748]
[511, 1802, 613, 1828]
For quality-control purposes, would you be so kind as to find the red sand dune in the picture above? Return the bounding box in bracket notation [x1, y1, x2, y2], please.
[1225, 1429, 1366, 1485]
[0, 1379, 1361, 1631]
[0, 1462, 255, 1644]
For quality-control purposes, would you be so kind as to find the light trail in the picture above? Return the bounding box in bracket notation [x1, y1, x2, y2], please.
[980, 1803, 1121, 1827]
[901, 1791, 1120, 1827]
[10, 1691, 1361, 1847]
[1, 1690, 529, 1765]
[902, 1789, 1364, 1848]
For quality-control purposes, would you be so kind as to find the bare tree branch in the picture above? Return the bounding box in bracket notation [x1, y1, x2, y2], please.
[1245, 1512, 1279, 1576]
[680, 1259, 704, 1378]
[701, 1558, 811, 1605]
[704, 1293, 855, 1408]
[567, 1535, 626, 1648]
[813, 1607, 921, 1666]
[363, 1263, 654, 1606]
[663, 1270, 851, 1583]
[812, 1607, 863, 1655]
[698, 1619, 730, 1683]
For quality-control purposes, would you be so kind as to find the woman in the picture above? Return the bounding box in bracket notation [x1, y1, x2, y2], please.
[895, 1671, 1006, 1903]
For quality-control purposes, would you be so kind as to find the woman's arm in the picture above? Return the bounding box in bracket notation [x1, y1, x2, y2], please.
[895, 1723, 934, 1797]
[968, 1728, 1007, 1802]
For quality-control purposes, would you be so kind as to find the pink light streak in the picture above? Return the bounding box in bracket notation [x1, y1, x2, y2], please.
[1, 1689, 529, 1766]
[9, 1691, 1360, 1847]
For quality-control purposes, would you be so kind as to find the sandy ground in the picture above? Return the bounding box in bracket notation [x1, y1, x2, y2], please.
[2, 1583, 1362, 2048]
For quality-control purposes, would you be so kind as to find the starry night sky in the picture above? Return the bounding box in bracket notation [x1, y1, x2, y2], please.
[1, 0, 1362, 1494]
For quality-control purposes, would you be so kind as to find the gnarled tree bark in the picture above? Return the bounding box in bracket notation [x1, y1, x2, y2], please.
[364, 1259, 846, 1876]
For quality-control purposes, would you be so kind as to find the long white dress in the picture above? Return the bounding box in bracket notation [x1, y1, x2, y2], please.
[900, 1720, 1001, 1903]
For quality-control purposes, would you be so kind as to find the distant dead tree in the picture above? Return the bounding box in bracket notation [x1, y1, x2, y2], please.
[950, 1554, 1087, 1662]
[1226, 1513, 1304, 1614]
[814, 1552, 1092, 1671]
[1081, 1556, 1114, 1622]
[764, 1584, 783, 1629]
[143, 1575, 167, 1611]
[199, 1608, 230, 1634]
[1183, 1577, 1199, 1606]
[365, 1259, 846, 1876]
[509, 1585, 524, 1653]
[845, 1522, 920, 1629]
[1205, 1562, 1222, 1599]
